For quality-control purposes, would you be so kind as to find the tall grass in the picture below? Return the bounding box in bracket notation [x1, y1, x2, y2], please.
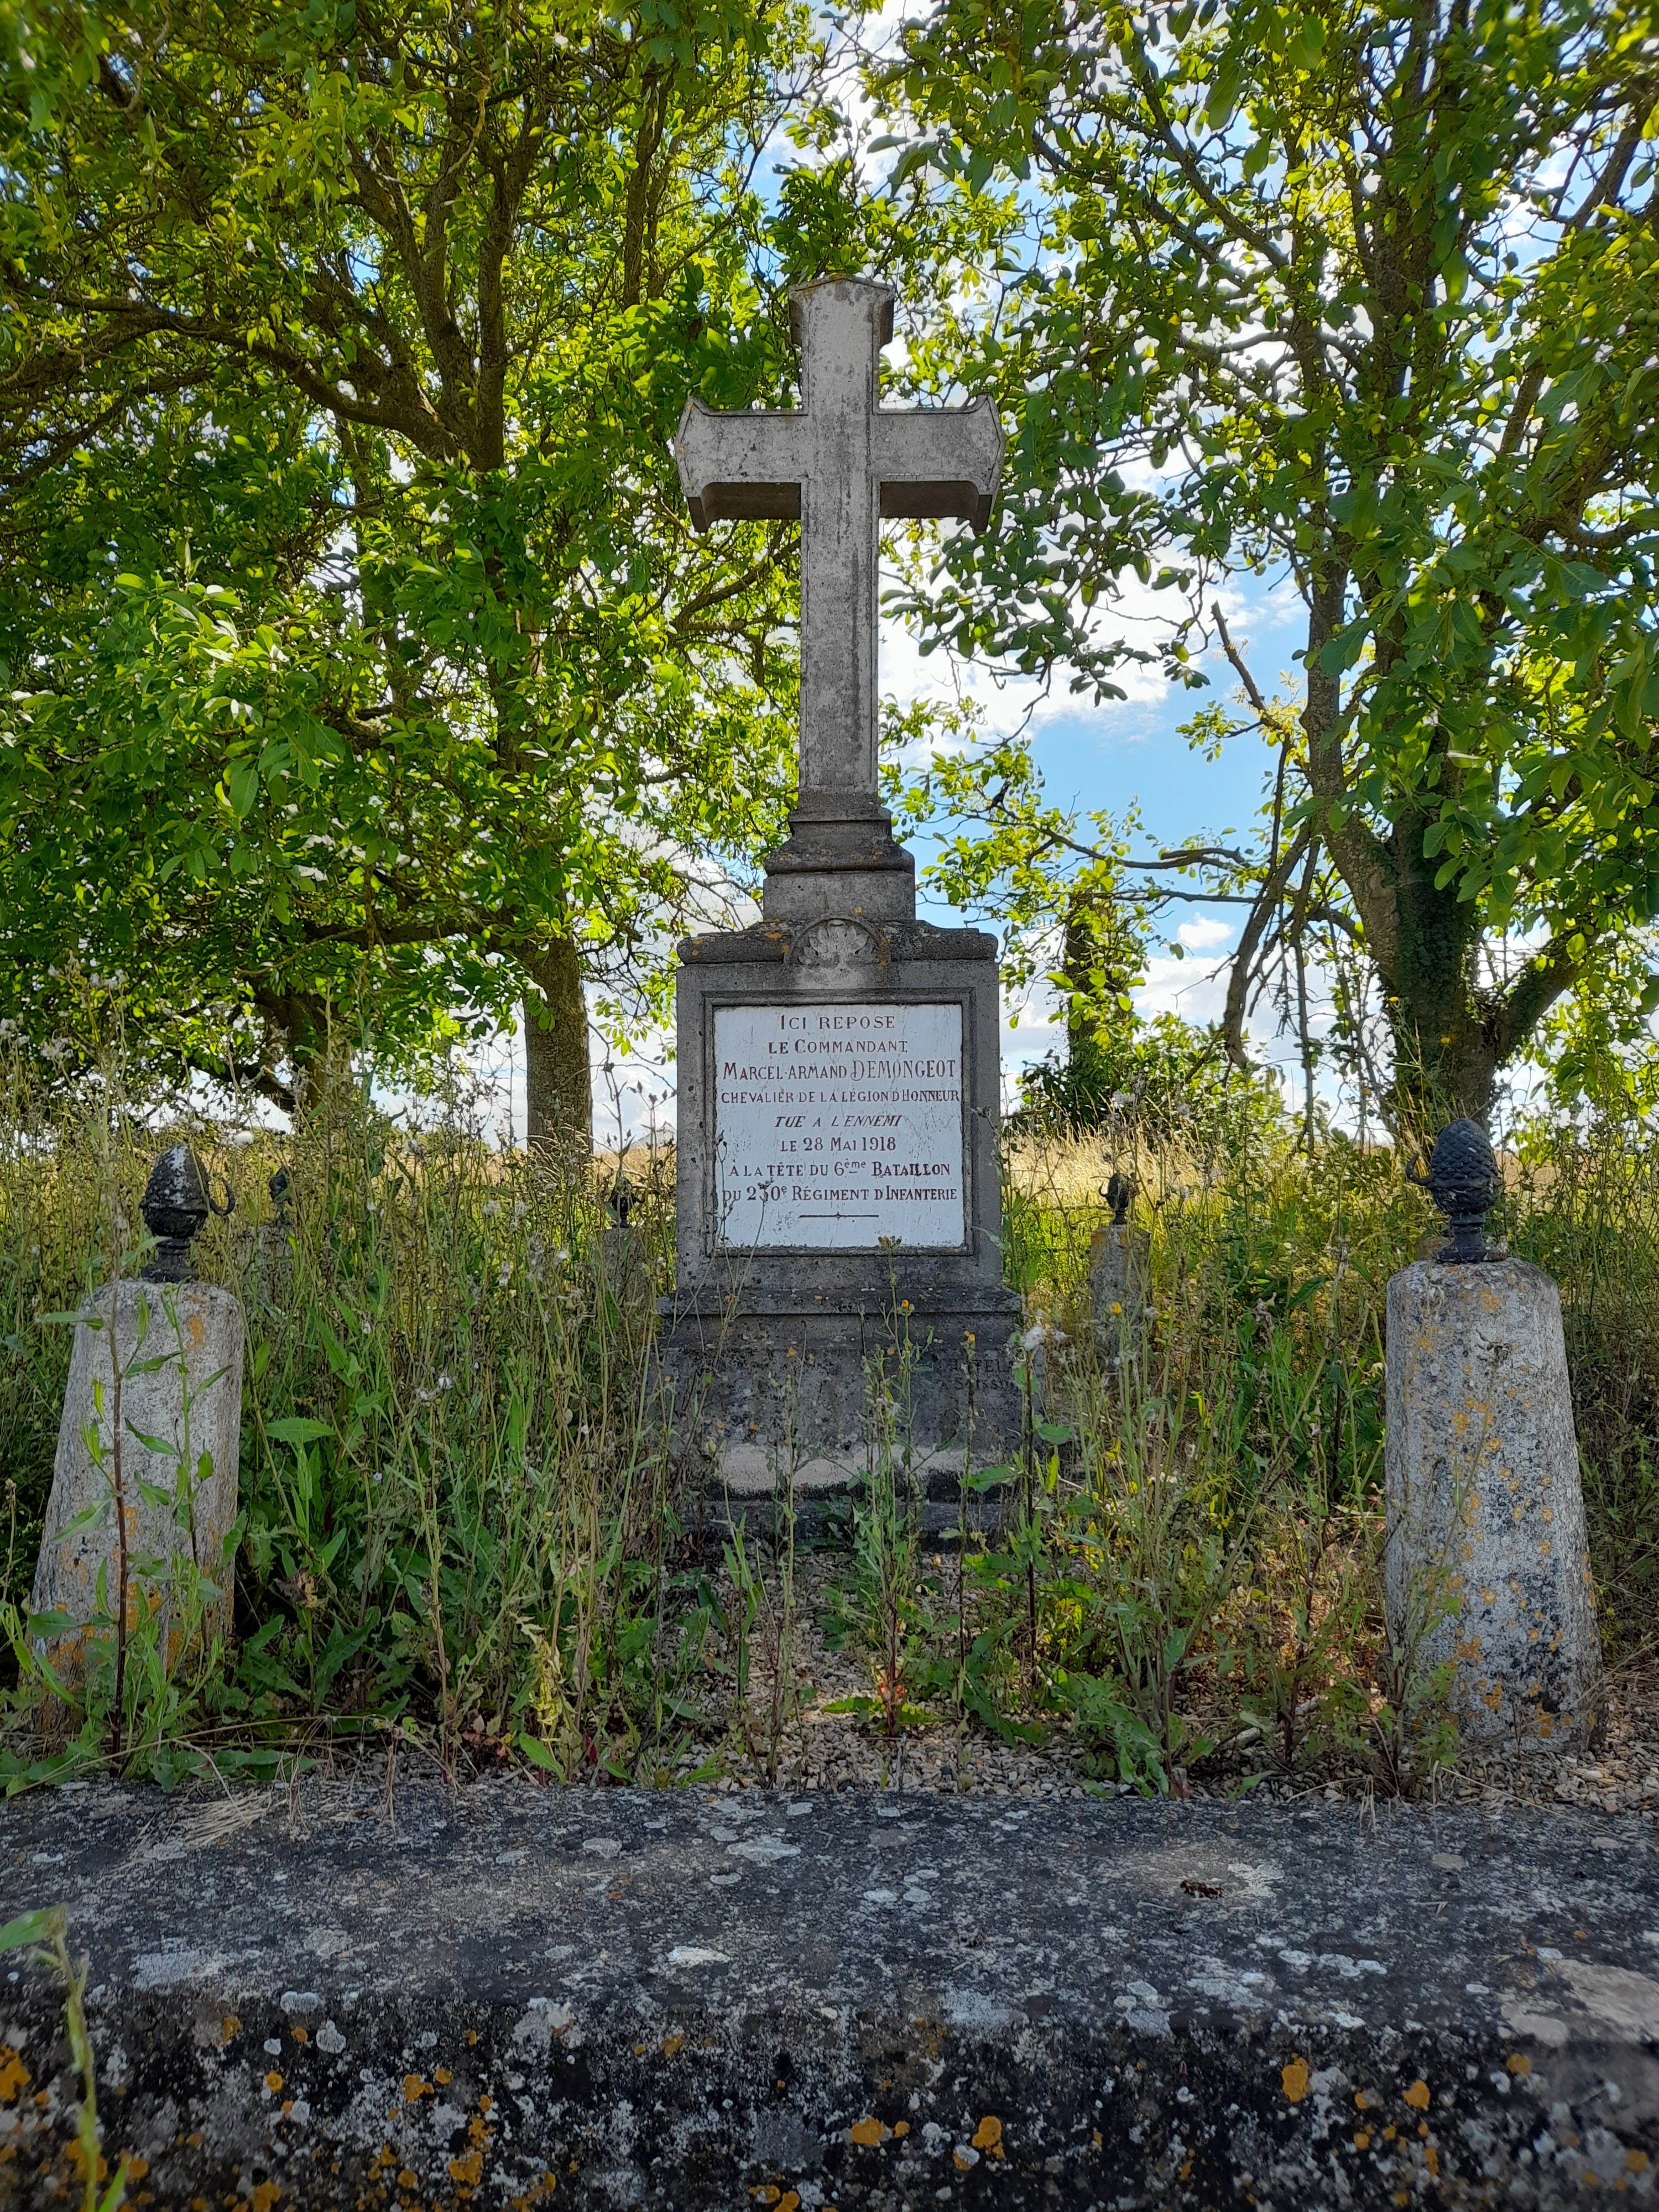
[1, 1042, 1655, 1796]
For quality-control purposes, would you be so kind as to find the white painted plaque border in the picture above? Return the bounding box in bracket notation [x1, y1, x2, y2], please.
[709, 999, 970, 1253]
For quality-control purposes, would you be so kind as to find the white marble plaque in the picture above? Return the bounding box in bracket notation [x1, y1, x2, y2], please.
[712, 1002, 966, 1249]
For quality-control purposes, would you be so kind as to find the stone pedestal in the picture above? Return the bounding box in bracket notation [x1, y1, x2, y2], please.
[1089, 1223, 1150, 1371]
[31, 1279, 244, 1689]
[659, 905, 1020, 1495]
[1385, 1257, 1600, 1752]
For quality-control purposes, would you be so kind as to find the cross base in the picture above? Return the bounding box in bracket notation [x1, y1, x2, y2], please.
[761, 790, 916, 924]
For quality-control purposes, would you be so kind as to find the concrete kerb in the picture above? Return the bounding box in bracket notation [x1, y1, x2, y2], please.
[2, 1782, 1656, 2208]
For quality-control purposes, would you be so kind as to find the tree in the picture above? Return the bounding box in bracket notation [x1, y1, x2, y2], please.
[0, 0, 812, 1136]
[877, 0, 1659, 1131]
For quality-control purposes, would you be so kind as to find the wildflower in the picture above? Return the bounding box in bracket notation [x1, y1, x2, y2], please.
[482, 1199, 500, 1218]
[437, 1372, 453, 1391]
[512, 1199, 529, 1225]
[554, 1245, 570, 1266]
[497, 1262, 512, 1286]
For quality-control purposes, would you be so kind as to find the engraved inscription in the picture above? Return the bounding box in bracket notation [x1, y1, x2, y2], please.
[713, 1002, 966, 1250]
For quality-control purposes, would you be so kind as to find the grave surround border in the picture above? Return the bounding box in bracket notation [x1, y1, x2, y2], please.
[1, 1784, 1656, 2208]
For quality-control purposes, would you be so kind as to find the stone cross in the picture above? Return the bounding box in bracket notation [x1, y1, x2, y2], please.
[674, 277, 1003, 808]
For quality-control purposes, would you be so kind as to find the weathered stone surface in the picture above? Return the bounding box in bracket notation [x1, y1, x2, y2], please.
[1386, 1258, 1601, 1754]
[29, 1280, 243, 1685]
[1, 1785, 1656, 2208]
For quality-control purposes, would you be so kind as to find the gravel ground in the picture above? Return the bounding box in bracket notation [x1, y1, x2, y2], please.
[664, 1552, 1659, 1819]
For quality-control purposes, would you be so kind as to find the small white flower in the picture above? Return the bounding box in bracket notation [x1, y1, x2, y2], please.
[481, 1199, 500, 1218]
[497, 1263, 512, 1287]
[437, 1373, 453, 1391]
[511, 1200, 529, 1225]
[554, 1245, 570, 1266]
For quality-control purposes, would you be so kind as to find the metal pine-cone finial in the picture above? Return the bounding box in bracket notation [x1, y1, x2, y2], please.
[140, 1145, 229, 1282]
[1408, 1118, 1502, 1264]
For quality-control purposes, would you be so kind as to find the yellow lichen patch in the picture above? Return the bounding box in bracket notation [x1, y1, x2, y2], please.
[251, 2184, 281, 2212]
[1424, 2145, 1440, 2176]
[403, 2074, 431, 2103]
[435, 2065, 453, 2086]
[1354, 2092, 1369, 2110]
[1281, 2058, 1311, 2104]
[848, 2117, 886, 2147]
[1404, 2079, 1431, 2109]
[1629, 2152, 1650, 2173]
[478, 2095, 494, 2116]
[972, 2116, 1003, 2154]
[397, 2170, 419, 2190]
[778, 2195, 801, 2211]
[953, 2148, 978, 2172]
[1354, 2133, 1371, 2151]
[263, 2072, 283, 2095]
[0, 2049, 30, 2102]
[468, 2115, 492, 2146]
[221, 2016, 242, 2046]
[661, 2034, 685, 2058]
[749, 2188, 781, 2204]
[126, 2157, 149, 2182]
[448, 2152, 484, 2185]
[892, 2121, 910, 2138]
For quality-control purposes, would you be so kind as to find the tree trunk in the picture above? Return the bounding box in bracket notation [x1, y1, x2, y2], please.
[523, 938, 591, 1154]
[1378, 813, 1501, 1139]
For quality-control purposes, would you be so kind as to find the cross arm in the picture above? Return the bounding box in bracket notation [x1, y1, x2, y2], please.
[872, 397, 1004, 530]
[674, 399, 806, 532]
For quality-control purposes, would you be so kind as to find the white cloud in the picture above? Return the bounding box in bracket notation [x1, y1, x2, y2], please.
[1176, 915, 1234, 951]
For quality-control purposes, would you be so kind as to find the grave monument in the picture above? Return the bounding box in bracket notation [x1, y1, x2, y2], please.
[659, 276, 1021, 1493]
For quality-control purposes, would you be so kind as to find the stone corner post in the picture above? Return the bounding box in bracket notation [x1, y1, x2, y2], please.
[30, 1147, 244, 1695]
[1385, 1121, 1600, 1755]
[1088, 1172, 1149, 1371]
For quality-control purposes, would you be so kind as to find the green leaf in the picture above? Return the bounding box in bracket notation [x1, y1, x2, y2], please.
[266, 1417, 335, 1446]
[0, 1907, 62, 1953]
[966, 1462, 1018, 1490]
